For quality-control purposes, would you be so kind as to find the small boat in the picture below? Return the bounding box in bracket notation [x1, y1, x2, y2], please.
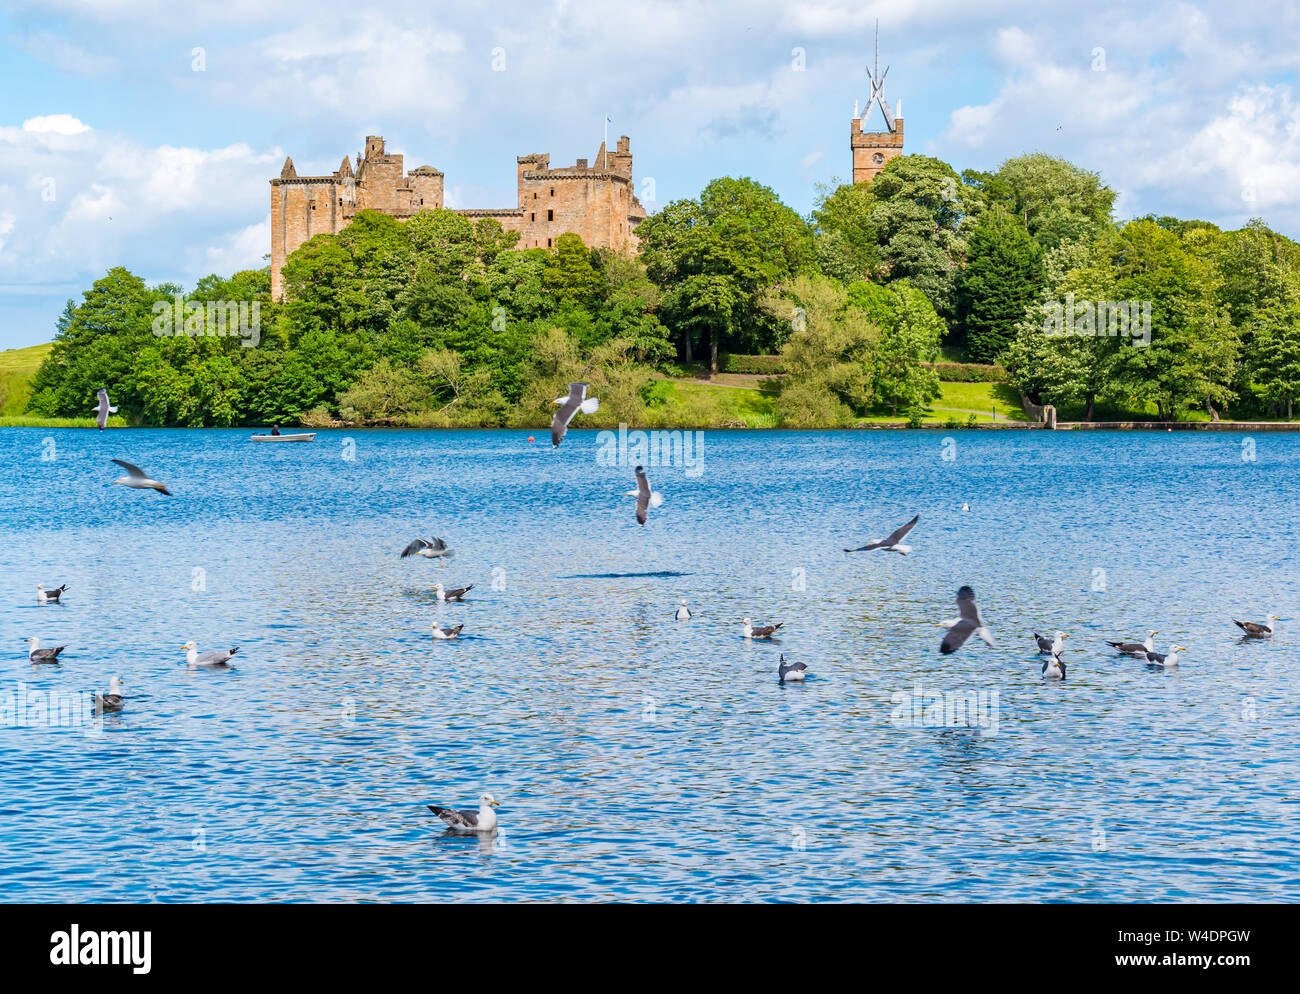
[250, 432, 316, 442]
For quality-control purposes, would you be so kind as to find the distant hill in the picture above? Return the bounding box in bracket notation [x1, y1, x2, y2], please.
[0, 343, 52, 416]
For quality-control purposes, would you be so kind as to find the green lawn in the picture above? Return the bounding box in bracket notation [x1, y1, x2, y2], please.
[643, 380, 780, 429]
[0, 343, 52, 416]
[643, 377, 1029, 427]
[930, 381, 1028, 421]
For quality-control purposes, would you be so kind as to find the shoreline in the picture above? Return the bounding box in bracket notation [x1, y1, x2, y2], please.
[5, 420, 1300, 432]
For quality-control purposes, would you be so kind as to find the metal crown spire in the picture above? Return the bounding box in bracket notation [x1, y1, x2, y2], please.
[864, 19, 897, 133]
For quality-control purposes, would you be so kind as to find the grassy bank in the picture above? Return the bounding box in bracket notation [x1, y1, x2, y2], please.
[0, 343, 52, 416]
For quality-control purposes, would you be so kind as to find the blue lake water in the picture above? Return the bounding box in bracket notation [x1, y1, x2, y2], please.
[1, 426, 1298, 902]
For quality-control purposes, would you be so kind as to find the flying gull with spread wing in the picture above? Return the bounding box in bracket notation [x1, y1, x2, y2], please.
[110, 459, 171, 495]
[845, 514, 919, 555]
[551, 382, 600, 447]
[626, 465, 664, 525]
[401, 537, 453, 566]
[938, 586, 995, 654]
[92, 388, 117, 430]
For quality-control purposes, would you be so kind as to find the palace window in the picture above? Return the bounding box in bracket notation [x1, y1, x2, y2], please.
[547, 238, 552, 247]
[547, 209, 554, 221]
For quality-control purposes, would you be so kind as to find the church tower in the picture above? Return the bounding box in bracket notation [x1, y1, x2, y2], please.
[851, 21, 904, 183]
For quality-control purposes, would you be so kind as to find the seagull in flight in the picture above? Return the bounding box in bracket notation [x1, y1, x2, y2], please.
[938, 586, 995, 654]
[401, 537, 453, 566]
[551, 382, 599, 447]
[845, 514, 919, 555]
[92, 388, 117, 430]
[111, 459, 171, 495]
[626, 465, 663, 525]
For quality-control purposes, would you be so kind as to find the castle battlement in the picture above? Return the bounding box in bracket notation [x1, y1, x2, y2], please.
[270, 135, 646, 299]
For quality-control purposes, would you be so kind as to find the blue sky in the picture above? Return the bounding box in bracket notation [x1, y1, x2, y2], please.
[2, 0, 1299, 350]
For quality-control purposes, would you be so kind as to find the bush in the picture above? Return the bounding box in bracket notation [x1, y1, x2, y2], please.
[719, 353, 787, 375]
[928, 361, 1008, 382]
[906, 408, 925, 428]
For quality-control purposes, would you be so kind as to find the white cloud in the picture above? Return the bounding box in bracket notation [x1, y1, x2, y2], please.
[23, 114, 91, 135]
[0, 117, 278, 289]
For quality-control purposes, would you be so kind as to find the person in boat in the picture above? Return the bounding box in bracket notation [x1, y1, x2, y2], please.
[271, 424, 281, 436]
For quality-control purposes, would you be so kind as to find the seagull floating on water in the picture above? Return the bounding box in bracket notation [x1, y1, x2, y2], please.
[25, 637, 64, 664]
[743, 618, 783, 639]
[1105, 631, 1158, 657]
[434, 583, 473, 602]
[36, 583, 68, 604]
[111, 459, 171, 495]
[92, 388, 117, 430]
[938, 586, 995, 654]
[551, 382, 599, 447]
[626, 465, 663, 525]
[184, 641, 238, 668]
[961, 502, 970, 512]
[401, 537, 453, 566]
[1234, 615, 1280, 639]
[428, 793, 500, 833]
[433, 624, 464, 640]
[1033, 630, 1068, 655]
[845, 514, 919, 554]
[95, 676, 125, 712]
[1042, 652, 1066, 679]
[1144, 645, 1186, 667]
[675, 600, 691, 621]
[778, 654, 807, 682]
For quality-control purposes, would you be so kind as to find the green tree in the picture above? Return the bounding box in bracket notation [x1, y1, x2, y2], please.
[869, 154, 983, 325]
[870, 281, 944, 415]
[638, 177, 813, 372]
[958, 208, 1043, 361]
[985, 153, 1116, 251]
[811, 179, 878, 282]
[762, 275, 881, 426]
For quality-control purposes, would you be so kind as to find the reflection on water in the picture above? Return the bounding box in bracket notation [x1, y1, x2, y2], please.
[1, 427, 1298, 901]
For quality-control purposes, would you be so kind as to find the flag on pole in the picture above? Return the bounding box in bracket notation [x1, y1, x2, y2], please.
[603, 115, 612, 167]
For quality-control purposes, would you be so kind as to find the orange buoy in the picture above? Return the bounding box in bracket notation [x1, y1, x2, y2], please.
[527, 436, 535, 442]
